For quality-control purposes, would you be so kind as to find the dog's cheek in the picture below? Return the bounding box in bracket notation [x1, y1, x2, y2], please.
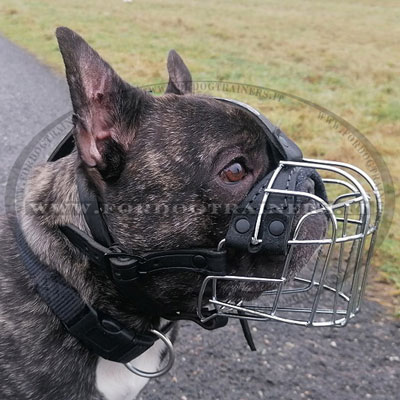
[140, 271, 205, 312]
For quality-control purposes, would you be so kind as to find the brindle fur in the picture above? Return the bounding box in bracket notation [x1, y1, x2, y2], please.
[0, 27, 325, 399]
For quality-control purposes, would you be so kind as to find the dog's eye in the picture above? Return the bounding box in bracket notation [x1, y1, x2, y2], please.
[220, 161, 247, 183]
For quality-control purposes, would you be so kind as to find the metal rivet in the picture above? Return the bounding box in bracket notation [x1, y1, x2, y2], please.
[269, 220, 285, 236]
[235, 218, 251, 234]
[193, 255, 207, 268]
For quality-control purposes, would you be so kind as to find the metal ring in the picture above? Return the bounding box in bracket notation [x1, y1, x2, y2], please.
[124, 329, 175, 378]
[217, 239, 226, 251]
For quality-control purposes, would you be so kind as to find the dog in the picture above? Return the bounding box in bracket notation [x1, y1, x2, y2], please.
[0, 27, 325, 400]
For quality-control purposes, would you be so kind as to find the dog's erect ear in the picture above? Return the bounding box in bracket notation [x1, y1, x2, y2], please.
[56, 27, 142, 176]
[165, 49, 192, 95]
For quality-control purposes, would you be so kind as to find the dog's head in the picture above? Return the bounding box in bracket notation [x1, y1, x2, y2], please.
[56, 27, 326, 314]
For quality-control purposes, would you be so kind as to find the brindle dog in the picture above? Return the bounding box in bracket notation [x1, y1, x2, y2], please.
[0, 27, 325, 399]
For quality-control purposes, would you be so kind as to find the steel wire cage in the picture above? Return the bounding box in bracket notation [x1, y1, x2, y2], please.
[197, 159, 382, 327]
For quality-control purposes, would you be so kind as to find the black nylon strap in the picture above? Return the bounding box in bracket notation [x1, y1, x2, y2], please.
[14, 224, 167, 363]
[16, 225, 87, 324]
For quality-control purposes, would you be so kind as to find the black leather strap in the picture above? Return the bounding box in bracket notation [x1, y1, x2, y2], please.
[60, 223, 228, 278]
[46, 98, 304, 165]
[76, 170, 114, 247]
[60, 224, 113, 273]
[239, 317, 256, 352]
[47, 128, 75, 161]
[214, 97, 303, 164]
[225, 166, 300, 255]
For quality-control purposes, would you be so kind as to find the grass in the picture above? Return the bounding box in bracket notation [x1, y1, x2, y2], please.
[0, 0, 399, 314]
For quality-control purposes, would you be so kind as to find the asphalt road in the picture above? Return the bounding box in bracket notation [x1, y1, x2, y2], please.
[0, 35, 399, 400]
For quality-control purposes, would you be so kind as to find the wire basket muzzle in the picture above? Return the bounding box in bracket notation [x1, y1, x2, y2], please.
[197, 159, 382, 328]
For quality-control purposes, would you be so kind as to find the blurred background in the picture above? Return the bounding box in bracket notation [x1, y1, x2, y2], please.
[0, 1, 399, 399]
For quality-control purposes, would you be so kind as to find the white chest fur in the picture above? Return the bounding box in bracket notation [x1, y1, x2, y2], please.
[95, 335, 166, 400]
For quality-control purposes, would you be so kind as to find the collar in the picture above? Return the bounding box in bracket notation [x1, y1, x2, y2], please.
[15, 222, 174, 366]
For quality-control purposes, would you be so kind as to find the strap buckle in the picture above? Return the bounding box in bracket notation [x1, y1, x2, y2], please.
[107, 250, 142, 282]
[65, 306, 157, 363]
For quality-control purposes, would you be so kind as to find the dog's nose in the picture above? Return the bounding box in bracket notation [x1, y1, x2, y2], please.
[295, 177, 317, 206]
[293, 168, 327, 203]
[299, 178, 315, 194]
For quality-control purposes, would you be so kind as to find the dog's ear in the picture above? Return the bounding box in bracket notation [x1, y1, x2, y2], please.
[165, 49, 192, 95]
[56, 27, 143, 177]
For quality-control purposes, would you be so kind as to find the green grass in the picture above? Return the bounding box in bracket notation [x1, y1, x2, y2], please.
[0, 0, 399, 314]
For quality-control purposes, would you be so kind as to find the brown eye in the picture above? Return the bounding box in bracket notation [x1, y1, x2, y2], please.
[221, 162, 247, 183]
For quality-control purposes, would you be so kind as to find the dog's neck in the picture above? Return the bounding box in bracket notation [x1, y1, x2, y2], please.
[21, 155, 160, 332]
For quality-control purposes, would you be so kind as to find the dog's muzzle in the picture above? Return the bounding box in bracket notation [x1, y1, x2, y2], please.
[197, 157, 381, 328]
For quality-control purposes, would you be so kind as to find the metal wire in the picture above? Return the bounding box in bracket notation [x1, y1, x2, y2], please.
[197, 159, 382, 328]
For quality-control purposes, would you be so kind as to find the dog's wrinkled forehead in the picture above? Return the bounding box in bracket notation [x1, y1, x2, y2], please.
[146, 95, 267, 155]
[121, 94, 270, 197]
[110, 98, 268, 212]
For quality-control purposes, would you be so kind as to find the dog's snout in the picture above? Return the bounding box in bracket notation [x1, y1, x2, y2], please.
[295, 176, 326, 208]
[294, 168, 327, 204]
[300, 178, 315, 195]
[295, 177, 316, 205]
